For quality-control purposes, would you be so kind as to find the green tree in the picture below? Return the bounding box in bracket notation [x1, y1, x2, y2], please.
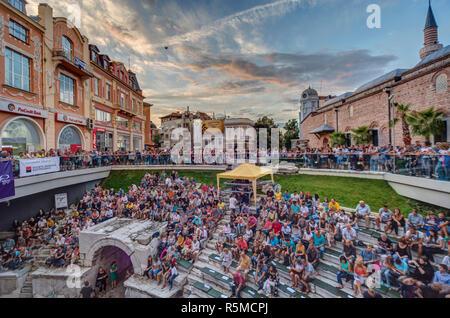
[255, 116, 281, 149]
[405, 107, 446, 143]
[152, 132, 162, 147]
[283, 119, 299, 150]
[329, 132, 347, 146]
[351, 126, 372, 145]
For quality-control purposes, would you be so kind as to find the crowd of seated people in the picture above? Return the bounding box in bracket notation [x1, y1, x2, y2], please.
[218, 187, 449, 298]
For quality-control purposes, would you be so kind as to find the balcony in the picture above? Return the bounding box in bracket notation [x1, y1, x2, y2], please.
[52, 50, 93, 79]
[114, 103, 137, 117]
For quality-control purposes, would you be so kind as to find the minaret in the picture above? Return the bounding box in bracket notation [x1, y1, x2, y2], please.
[420, 0, 443, 60]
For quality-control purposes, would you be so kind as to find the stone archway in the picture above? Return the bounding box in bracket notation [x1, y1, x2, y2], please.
[84, 238, 142, 275]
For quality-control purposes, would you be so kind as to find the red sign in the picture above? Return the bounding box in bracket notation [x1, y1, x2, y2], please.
[70, 145, 82, 153]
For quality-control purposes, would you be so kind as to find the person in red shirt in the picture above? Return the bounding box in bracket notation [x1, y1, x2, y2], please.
[272, 219, 282, 236]
[231, 271, 246, 298]
[232, 236, 248, 259]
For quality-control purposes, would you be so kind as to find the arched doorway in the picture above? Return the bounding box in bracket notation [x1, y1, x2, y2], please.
[58, 125, 83, 151]
[90, 245, 135, 297]
[1, 117, 44, 154]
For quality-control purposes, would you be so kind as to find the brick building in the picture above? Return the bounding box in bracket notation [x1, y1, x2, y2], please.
[0, 1, 148, 154]
[300, 3, 449, 148]
[143, 102, 154, 147]
[160, 107, 211, 150]
[0, 0, 46, 154]
[89, 45, 145, 152]
[39, 3, 93, 152]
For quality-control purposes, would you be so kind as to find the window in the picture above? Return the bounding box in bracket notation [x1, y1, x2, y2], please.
[9, 20, 28, 43]
[349, 106, 354, 117]
[5, 48, 30, 91]
[117, 135, 130, 151]
[106, 84, 111, 101]
[60, 73, 75, 105]
[120, 71, 124, 81]
[133, 121, 141, 131]
[1, 118, 41, 155]
[95, 109, 112, 123]
[94, 78, 100, 96]
[436, 74, 448, 93]
[324, 114, 327, 125]
[116, 116, 129, 128]
[62, 36, 72, 60]
[58, 126, 82, 151]
[434, 119, 449, 143]
[7, 0, 25, 13]
[369, 129, 379, 146]
[91, 50, 97, 62]
[120, 92, 125, 108]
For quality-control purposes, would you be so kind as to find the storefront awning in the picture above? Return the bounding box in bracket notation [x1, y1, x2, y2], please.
[309, 125, 335, 134]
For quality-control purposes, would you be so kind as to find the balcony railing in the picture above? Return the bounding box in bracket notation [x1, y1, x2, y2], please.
[7, 153, 450, 182]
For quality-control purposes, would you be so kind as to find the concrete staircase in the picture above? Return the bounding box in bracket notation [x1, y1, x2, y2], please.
[180, 201, 445, 299]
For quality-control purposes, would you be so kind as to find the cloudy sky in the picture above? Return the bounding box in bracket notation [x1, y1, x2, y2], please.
[27, 0, 450, 127]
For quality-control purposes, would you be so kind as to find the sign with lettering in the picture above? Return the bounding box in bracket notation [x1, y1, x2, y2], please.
[56, 113, 86, 126]
[19, 157, 60, 178]
[0, 161, 15, 200]
[0, 100, 48, 119]
[55, 193, 68, 209]
[74, 56, 86, 70]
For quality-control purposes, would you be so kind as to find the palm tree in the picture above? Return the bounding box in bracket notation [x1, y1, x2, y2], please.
[351, 126, 372, 145]
[330, 132, 347, 146]
[390, 103, 412, 146]
[405, 107, 446, 143]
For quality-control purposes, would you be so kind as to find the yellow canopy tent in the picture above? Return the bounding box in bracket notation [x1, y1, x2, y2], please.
[217, 163, 274, 207]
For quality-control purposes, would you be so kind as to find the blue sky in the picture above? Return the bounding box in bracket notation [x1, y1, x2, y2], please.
[27, 0, 450, 126]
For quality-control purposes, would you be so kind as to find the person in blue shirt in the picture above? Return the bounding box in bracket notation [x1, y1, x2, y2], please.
[282, 190, 291, 202]
[313, 229, 326, 259]
[291, 202, 300, 215]
[432, 264, 450, 286]
[360, 245, 377, 268]
[269, 233, 280, 259]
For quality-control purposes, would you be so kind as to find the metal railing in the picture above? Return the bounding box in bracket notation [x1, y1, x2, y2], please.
[8, 152, 449, 181]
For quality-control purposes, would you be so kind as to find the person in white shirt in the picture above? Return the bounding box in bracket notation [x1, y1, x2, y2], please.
[163, 264, 178, 290]
[356, 201, 371, 229]
[229, 195, 238, 213]
[342, 224, 357, 243]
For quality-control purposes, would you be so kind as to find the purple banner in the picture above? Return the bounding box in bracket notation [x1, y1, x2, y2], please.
[0, 161, 15, 200]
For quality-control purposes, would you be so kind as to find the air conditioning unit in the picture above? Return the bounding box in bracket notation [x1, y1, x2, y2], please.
[87, 118, 94, 130]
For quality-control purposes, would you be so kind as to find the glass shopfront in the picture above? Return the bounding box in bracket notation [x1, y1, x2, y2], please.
[96, 131, 113, 152]
[117, 134, 130, 151]
[1, 118, 42, 154]
[58, 125, 82, 151]
[133, 136, 142, 151]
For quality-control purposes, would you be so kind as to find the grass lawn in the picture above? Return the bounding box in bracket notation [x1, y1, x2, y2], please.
[102, 170, 448, 215]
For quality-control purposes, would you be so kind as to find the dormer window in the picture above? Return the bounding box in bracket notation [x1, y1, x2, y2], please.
[7, 0, 26, 13]
[91, 50, 97, 62]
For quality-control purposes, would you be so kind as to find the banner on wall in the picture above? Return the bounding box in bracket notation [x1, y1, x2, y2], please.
[0, 161, 15, 200]
[19, 157, 60, 178]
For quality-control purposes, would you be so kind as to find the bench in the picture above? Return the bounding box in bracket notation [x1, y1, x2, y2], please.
[193, 281, 228, 298]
